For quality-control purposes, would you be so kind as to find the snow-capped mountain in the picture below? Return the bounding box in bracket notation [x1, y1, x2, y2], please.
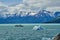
[54, 11, 60, 17]
[0, 2, 60, 23]
[0, 9, 55, 23]
[0, 2, 56, 18]
[0, 2, 38, 18]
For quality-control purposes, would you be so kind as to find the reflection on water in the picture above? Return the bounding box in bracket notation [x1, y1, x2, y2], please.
[0, 24, 60, 40]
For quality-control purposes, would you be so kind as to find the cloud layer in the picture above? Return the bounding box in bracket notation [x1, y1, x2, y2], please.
[23, 0, 60, 10]
[0, 0, 60, 18]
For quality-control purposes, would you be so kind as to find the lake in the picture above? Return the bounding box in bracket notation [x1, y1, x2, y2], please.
[0, 24, 60, 40]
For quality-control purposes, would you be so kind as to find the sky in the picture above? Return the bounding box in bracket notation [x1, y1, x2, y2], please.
[0, 0, 60, 6]
[23, 0, 60, 12]
[0, 0, 23, 6]
[0, 0, 60, 13]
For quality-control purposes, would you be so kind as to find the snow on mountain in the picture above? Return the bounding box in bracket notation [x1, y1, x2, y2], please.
[0, 0, 60, 23]
[0, 2, 38, 18]
[0, 2, 60, 23]
[0, 2, 60, 19]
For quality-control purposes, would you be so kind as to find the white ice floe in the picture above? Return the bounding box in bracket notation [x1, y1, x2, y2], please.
[32, 25, 44, 30]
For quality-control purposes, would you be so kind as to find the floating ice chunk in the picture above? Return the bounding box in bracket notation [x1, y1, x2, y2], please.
[32, 25, 44, 30]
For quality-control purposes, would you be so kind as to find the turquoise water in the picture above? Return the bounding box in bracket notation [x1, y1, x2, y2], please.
[0, 24, 60, 40]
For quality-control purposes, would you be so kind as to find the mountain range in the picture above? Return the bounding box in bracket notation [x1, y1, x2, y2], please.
[0, 2, 60, 23]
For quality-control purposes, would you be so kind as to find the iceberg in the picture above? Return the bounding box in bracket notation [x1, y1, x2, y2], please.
[32, 25, 44, 30]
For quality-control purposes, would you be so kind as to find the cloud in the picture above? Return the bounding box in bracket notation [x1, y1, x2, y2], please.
[45, 7, 60, 17]
[1, 0, 60, 14]
[0, 2, 9, 18]
[46, 7, 60, 12]
[23, 0, 60, 12]
[23, 0, 48, 12]
[47, 0, 60, 7]
[0, 0, 60, 18]
[0, 2, 8, 7]
[22, 0, 60, 17]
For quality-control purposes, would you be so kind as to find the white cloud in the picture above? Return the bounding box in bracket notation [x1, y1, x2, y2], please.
[45, 7, 60, 17]
[23, 0, 48, 12]
[8, 7, 17, 14]
[23, 0, 60, 17]
[0, 0, 60, 18]
[15, 4, 25, 9]
[46, 7, 60, 12]
[0, 2, 8, 7]
[23, 0, 60, 11]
